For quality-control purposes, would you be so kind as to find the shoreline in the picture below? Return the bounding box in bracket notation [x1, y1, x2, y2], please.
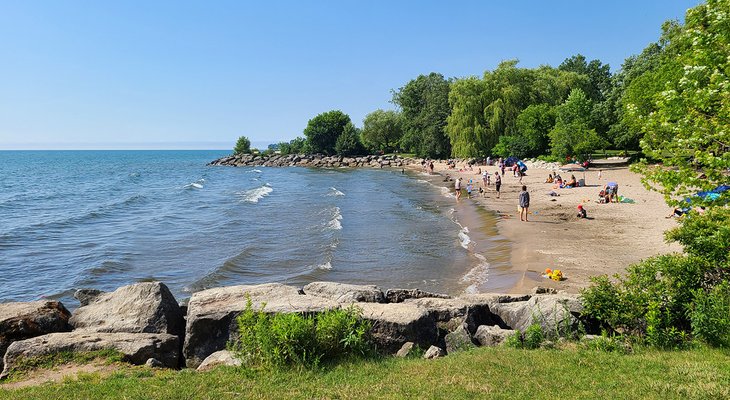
[412, 160, 681, 294]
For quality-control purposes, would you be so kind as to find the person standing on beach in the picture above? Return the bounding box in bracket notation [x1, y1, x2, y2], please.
[455, 177, 462, 200]
[519, 185, 530, 222]
[494, 172, 501, 198]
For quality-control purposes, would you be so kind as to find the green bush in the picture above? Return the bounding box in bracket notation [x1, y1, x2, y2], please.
[231, 298, 373, 368]
[505, 330, 523, 349]
[581, 254, 711, 345]
[581, 333, 632, 354]
[523, 324, 545, 349]
[690, 280, 730, 347]
[234, 136, 251, 154]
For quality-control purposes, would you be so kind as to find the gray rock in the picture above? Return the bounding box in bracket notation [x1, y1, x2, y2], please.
[488, 294, 583, 334]
[1, 332, 179, 378]
[69, 282, 184, 338]
[474, 325, 515, 347]
[73, 289, 105, 306]
[444, 325, 476, 354]
[404, 297, 495, 335]
[196, 350, 242, 371]
[385, 288, 451, 303]
[354, 302, 438, 354]
[145, 358, 164, 368]
[423, 345, 445, 359]
[0, 301, 72, 371]
[303, 282, 385, 303]
[183, 283, 338, 368]
[531, 286, 558, 295]
[395, 342, 414, 357]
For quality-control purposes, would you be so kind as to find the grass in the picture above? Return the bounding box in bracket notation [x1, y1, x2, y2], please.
[3, 350, 125, 382]
[2, 346, 730, 399]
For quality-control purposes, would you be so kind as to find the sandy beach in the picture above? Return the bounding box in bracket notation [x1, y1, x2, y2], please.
[421, 159, 682, 294]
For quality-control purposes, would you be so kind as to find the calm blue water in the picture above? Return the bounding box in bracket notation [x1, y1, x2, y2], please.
[0, 151, 511, 307]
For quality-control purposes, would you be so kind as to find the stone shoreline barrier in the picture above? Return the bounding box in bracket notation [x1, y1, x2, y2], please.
[209, 153, 419, 169]
[0, 281, 590, 376]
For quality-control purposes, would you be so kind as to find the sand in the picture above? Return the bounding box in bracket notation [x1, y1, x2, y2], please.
[419, 160, 682, 294]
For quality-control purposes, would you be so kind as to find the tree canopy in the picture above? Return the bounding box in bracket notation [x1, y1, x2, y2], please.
[234, 136, 251, 154]
[303, 110, 352, 155]
[360, 110, 403, 153]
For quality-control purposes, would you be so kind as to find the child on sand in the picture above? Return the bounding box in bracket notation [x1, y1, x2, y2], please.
[466, 182, 473, 198]
[519, 185, 530, 222]
[577, 204, 587, 218]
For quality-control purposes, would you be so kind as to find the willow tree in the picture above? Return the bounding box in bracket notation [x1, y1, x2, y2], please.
[446, 77, 489, 157]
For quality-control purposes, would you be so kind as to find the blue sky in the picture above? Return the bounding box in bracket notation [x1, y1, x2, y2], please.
[0, 1, 700, 150]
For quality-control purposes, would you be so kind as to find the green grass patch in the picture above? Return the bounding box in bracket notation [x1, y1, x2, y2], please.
[3, 346, 730, 399]
[4, 349, 125, 382]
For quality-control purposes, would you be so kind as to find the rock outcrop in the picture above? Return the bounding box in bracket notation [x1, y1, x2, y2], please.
[444, 325, 476, 354]
[354, 302, 438, 353]
[209, 154, 417, 169]
[183, 283, 339, 368]
[474, 325, 515, 347]
[385, 288, 451, 303]
[69, 282, 184, 337]
[0, 301, 72, 371]
[423, 345, 445, 359]
[488, 294, 583, 333]
[0, 332, 179, 378]
[303, 282, 385, 303]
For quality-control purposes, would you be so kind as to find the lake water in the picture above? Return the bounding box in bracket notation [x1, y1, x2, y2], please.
[0, 151, 512, 307]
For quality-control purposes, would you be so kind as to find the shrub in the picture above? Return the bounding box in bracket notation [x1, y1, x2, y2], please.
[581, 254, 711, 345]
[523, 324, 545, 350]
[690, 280, 730, 347]
[231, 298, 373, 368]
[505, 330, 523, 349]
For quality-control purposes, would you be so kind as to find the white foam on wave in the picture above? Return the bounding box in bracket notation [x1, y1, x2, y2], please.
[462, 253, 490, 293]
[247, 169, 262, 173]
[317, 261, 333, 270]
[184, 178, 205, 189]
[326, 206, 343, 230]
[238, 184, 273, 203]
[441, 187, 455, 199]
[327, 187, 345, 197]
[458, 227, 472, 249]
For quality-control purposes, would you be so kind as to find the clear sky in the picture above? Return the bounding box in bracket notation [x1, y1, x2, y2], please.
[0, 1, 700, 150]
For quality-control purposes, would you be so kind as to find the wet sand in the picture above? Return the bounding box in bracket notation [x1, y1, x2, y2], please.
[417, 160, 681, 294]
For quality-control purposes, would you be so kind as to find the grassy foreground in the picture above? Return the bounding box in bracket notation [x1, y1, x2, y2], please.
[2, 346, 729, 400]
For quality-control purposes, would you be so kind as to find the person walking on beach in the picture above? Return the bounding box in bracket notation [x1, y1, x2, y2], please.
[519, 185, 530, 222]
[494, 172, 501, 198]
[455, 177, 462, 200]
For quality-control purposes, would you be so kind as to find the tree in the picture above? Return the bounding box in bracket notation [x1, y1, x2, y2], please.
[632, 0, 730, 207]
[234, 136, 251, 154]
[515, 103, 556, 157]
[392, 73, 451, 158]
[446, 76, 489, 157]
[549, 89, 608, 161]
[335, 123, 364, 156]
[303, 110, 352, 155]
[361, 110, 403, 153]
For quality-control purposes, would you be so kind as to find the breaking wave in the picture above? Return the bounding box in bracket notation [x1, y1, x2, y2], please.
[326, 206, 343, 230]
[462, 253, 490, 293]
[238, 184, 273, 203]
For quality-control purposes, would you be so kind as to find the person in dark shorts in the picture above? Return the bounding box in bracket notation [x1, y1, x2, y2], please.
[494, 172, 501, 198]
[577, 204, 587, 218]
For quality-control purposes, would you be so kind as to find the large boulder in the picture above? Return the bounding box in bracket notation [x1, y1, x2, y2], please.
[385, 288, 451, 303]
[183, 283, 338, 368]
[0, 332, 179, 378]
[353, 302, 438, 353]
[69, 282, 184, 337]
[444, 325, 476, 354]
[474, 325, 515, 347]
[0, 301, 72, 371]
[488, 294, 583, 334]
[404, 297, 496, 335]
[303, 282, 385, 303]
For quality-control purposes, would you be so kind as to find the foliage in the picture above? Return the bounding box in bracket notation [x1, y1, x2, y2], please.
[549, 89, 608, 161]
[690, 280, 730, 347]
[581, 254, 712, 346]
[504, 329, 523, 349]
[392, 72, 452, 158]
[581, 334, 633, 354]
[234, 136, 251, 155]
[303, 110, 352, 155]
[360, 109, 403, 153]
[334, 123, 364, 156]
[276, 137, 307, 155]
[523, 324, 545, 350]
[631, 0, 730, 206]
[231, 298, 372, 368]
[665, 207, 730, 265]
[491, 135, 532, 159]
[514, 103, 556, 157]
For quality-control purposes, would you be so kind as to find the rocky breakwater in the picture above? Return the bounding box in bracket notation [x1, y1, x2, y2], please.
[0, 280, 593, 377]
[209, 153, 419, 169]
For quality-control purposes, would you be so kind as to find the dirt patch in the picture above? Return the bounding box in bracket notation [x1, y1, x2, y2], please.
[0, 362, 118, 390]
